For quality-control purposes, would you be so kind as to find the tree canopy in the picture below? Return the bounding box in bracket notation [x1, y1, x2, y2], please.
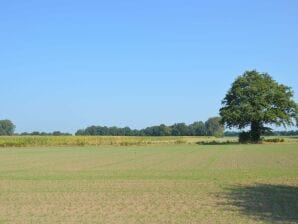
[205, 117, 224, 137]
[0, 120, 15, 136]
[220, 70, 298, 142]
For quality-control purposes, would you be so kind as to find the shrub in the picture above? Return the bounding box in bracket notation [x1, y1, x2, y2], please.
[264, 138, 285, 143]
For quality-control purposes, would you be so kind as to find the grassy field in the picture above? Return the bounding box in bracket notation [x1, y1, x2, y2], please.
[0, 143, 297, 223]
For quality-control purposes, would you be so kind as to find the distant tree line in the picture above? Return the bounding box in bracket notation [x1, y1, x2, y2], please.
[267, 130, 298, 136]
[224, 131, 240, 137]
[75, 117, 224, 137]
[2, 118, 297, 137]
[224, 130, 298, 137]
[20, 131, 72, 136]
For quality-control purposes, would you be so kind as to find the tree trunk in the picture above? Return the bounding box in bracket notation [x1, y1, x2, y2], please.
[250, 121, 261, 143]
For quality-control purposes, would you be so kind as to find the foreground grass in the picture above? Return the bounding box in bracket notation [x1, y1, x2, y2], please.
[0, 144, 297, 223]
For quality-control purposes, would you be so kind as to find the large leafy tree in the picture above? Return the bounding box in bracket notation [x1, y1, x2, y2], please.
[220, 70, 298, 142]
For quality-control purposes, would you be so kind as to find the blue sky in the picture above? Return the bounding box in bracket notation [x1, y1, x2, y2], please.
[1, 0, 298, 133]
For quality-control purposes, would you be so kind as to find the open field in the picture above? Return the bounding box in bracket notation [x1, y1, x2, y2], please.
[0, 143, 297, 223]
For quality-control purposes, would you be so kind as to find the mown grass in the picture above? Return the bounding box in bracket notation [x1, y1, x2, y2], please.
[0, 144, 297, 223]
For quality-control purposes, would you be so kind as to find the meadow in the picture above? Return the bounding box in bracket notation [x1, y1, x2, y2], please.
[0, 142, 297, 223]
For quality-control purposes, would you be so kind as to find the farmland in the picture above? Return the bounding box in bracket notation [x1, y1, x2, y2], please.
[1, 135, 298, 148]
[0, 136, 237, 147]
[0, 142, 297, 223]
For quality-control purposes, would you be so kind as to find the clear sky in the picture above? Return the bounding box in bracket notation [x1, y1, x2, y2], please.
[1, 0, 298, 133]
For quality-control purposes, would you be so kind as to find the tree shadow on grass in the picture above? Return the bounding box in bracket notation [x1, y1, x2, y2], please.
[223, 184, 298, 223]
[196, 141, 239, 145]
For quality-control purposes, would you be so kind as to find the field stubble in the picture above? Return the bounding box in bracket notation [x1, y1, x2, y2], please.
[0, 143, 297, 223]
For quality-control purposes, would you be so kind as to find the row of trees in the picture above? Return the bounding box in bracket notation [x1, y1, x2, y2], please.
[20, 131, 72, 136]
[0, 120, 72, 136]
[0, 117, 225, 137]
[224, 130, 298, 137]
[75, 117, 224, 137]
[272, 130, 298, 136]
